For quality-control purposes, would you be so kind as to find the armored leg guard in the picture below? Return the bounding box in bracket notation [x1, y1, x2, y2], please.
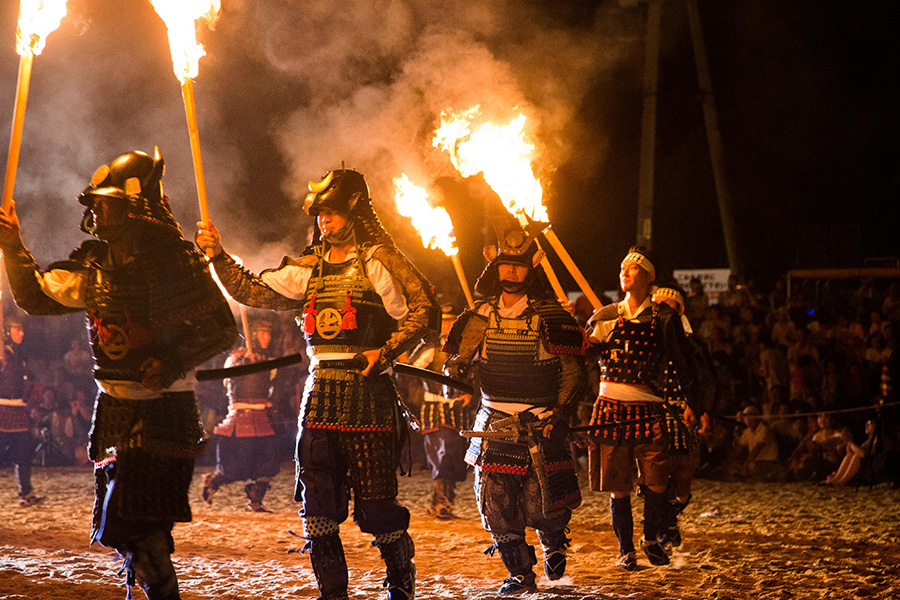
[537, 528, 571, 581]
[373, 530, 416, 600]
[429, 479, 455, 520]
[639, 486, 670, 566]
[488, 539, 537, 595]
[304, 532, 349, 600]
[124, 530, 180, 600]
[610, 496, 636, 558]
[659, 494, 691, 548]
[200, 471, 225, 505]
[245, 480, 271, 513]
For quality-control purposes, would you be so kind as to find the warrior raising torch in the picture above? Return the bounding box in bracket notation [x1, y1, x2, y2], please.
[196, 168, 440, 600]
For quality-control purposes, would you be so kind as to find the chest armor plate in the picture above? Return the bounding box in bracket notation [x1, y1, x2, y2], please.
[301, 258, 396, 350]
[480, 310, 560, 406]
[84, 262, 158, 379]
[599, 307, 663, 388]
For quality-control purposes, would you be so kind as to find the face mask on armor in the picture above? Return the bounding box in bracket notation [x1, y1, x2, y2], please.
[78, 147, 182, 239]
[475, 214, 549, 298]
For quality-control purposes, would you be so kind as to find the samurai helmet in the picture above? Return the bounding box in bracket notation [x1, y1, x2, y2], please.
[78, 147, 182, 238]
[483, 213, 546, 268]
[303, 169, 370, 216]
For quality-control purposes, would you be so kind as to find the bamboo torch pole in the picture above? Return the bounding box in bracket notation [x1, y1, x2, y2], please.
[239, 305, 253, 354]
[542, 226, 602, 309]
[2, 52, 34, 211]
[535, 240, 567, 301]
[180, 78, 211, 225]
[449, 253, 475, 308]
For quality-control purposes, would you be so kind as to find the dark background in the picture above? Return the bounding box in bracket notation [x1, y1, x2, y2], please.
[1, 0, 897, 302]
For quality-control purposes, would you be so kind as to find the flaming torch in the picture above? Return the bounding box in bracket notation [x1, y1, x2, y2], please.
[434, 107, 602, 309]
[149, 0, 220, 230]
[2, 0, 68, 211]
[394, 174, 474, 308]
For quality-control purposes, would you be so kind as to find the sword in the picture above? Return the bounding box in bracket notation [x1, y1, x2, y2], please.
[459, 415, 662, 438]
[391, 362, 474, 394]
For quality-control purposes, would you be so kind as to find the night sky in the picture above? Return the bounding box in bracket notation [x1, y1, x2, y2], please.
[1, 0, 896, 304]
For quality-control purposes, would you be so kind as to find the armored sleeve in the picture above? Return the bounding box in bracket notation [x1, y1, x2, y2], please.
[150, 244, 241, 384]
[370, 245, 440, 371]
[442, 305, 489, 382]
[0, 239, 83, 316]
[210, 252, 307, 311]
[659, 305, 711, 415]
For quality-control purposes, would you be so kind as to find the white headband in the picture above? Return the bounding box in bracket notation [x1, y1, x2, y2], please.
[653, 286, 684, 307]
[622, 252, 655, 278]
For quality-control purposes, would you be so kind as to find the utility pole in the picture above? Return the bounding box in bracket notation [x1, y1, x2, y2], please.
[636, 0, 662, 250]
[686, 0, 742, 275]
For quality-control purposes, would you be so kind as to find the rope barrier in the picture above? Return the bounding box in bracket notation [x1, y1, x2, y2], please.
[727, 399, 900, 421]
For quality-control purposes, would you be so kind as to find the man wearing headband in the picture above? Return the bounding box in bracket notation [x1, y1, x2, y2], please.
[586, 246, 704, 570]
[651, 281, 710, 551]
[197, 168, 439, 600]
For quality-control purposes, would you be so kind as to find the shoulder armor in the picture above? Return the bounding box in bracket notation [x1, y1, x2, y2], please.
[588, 303, 618, 326]
[260, 253, 318, 276]
[532, 299, 587, 356]
[443, 307, 487, 355]
[48, 239, 106, 270]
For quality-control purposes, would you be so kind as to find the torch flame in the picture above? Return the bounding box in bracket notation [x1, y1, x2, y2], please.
[433, 106, 548, 224]
[393, 174, 458, 257]
[149, 0, 221, 83]
[16, 0, 68, 56]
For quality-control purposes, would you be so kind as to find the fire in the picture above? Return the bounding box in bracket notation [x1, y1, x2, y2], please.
[433, 106, 548, 224]
[149, 0, 221, 82]
[15, 0, 68, 56]
[393, 174, 458, 257]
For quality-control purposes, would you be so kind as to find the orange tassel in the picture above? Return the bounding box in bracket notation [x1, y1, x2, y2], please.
[303, 295, 317, 334]
[340, 290, 357, 330]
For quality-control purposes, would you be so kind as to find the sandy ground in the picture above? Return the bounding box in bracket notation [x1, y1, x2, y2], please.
[1, 463, 899, 600]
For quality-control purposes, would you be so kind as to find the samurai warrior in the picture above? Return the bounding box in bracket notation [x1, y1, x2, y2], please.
[202, 319, 282, 512]
[586, 247, 704, 570]
[443, 215, 586, 595]
[196, 168, 440, 600]
[651, 281, 707, 551]
[0, 317, 42, 507]
[407, 306, 475, 520]
[0, 148, 239, 600]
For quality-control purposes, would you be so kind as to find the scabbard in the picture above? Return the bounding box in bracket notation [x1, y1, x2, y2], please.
[391, 362, 474, 394]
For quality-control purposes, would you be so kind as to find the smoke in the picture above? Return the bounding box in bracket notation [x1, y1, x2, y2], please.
[0, 0, 635, 277]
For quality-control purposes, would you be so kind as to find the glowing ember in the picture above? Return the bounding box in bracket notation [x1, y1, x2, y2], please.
[393, 174, 458, 257]
[15, 0, 68, 56]
[433, 106, 548, 224]
[149, 0, 221, 82]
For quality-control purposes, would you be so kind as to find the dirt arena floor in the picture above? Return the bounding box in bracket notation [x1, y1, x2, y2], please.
[2, 463, 898, 599]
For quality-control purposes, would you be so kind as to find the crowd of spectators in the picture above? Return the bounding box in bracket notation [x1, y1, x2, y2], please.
[679, 274, 900, 486]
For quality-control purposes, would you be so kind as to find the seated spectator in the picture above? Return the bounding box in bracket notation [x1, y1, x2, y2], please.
[789, 412, 847, 482]
[728, 405, 780, 481]
[825, 419, 878, 487]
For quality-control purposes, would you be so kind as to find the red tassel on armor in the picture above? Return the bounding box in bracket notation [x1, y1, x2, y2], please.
[303, 295, 318, 335]
[340, 290, 358, 330]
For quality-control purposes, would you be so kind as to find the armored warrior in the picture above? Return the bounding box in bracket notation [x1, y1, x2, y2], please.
[196, 168, 440, 600]
[202, 319, 282, 512]
[443, 215, 586, 595]
[586, 247, 703, 570]
[0, 317, 41, 507]
[651, 281, 706, 550]
[408, 307, 474, 520]
[0, 149, 238, 600]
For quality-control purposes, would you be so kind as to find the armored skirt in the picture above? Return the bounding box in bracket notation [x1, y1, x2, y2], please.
[89, 392, 208, 548]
